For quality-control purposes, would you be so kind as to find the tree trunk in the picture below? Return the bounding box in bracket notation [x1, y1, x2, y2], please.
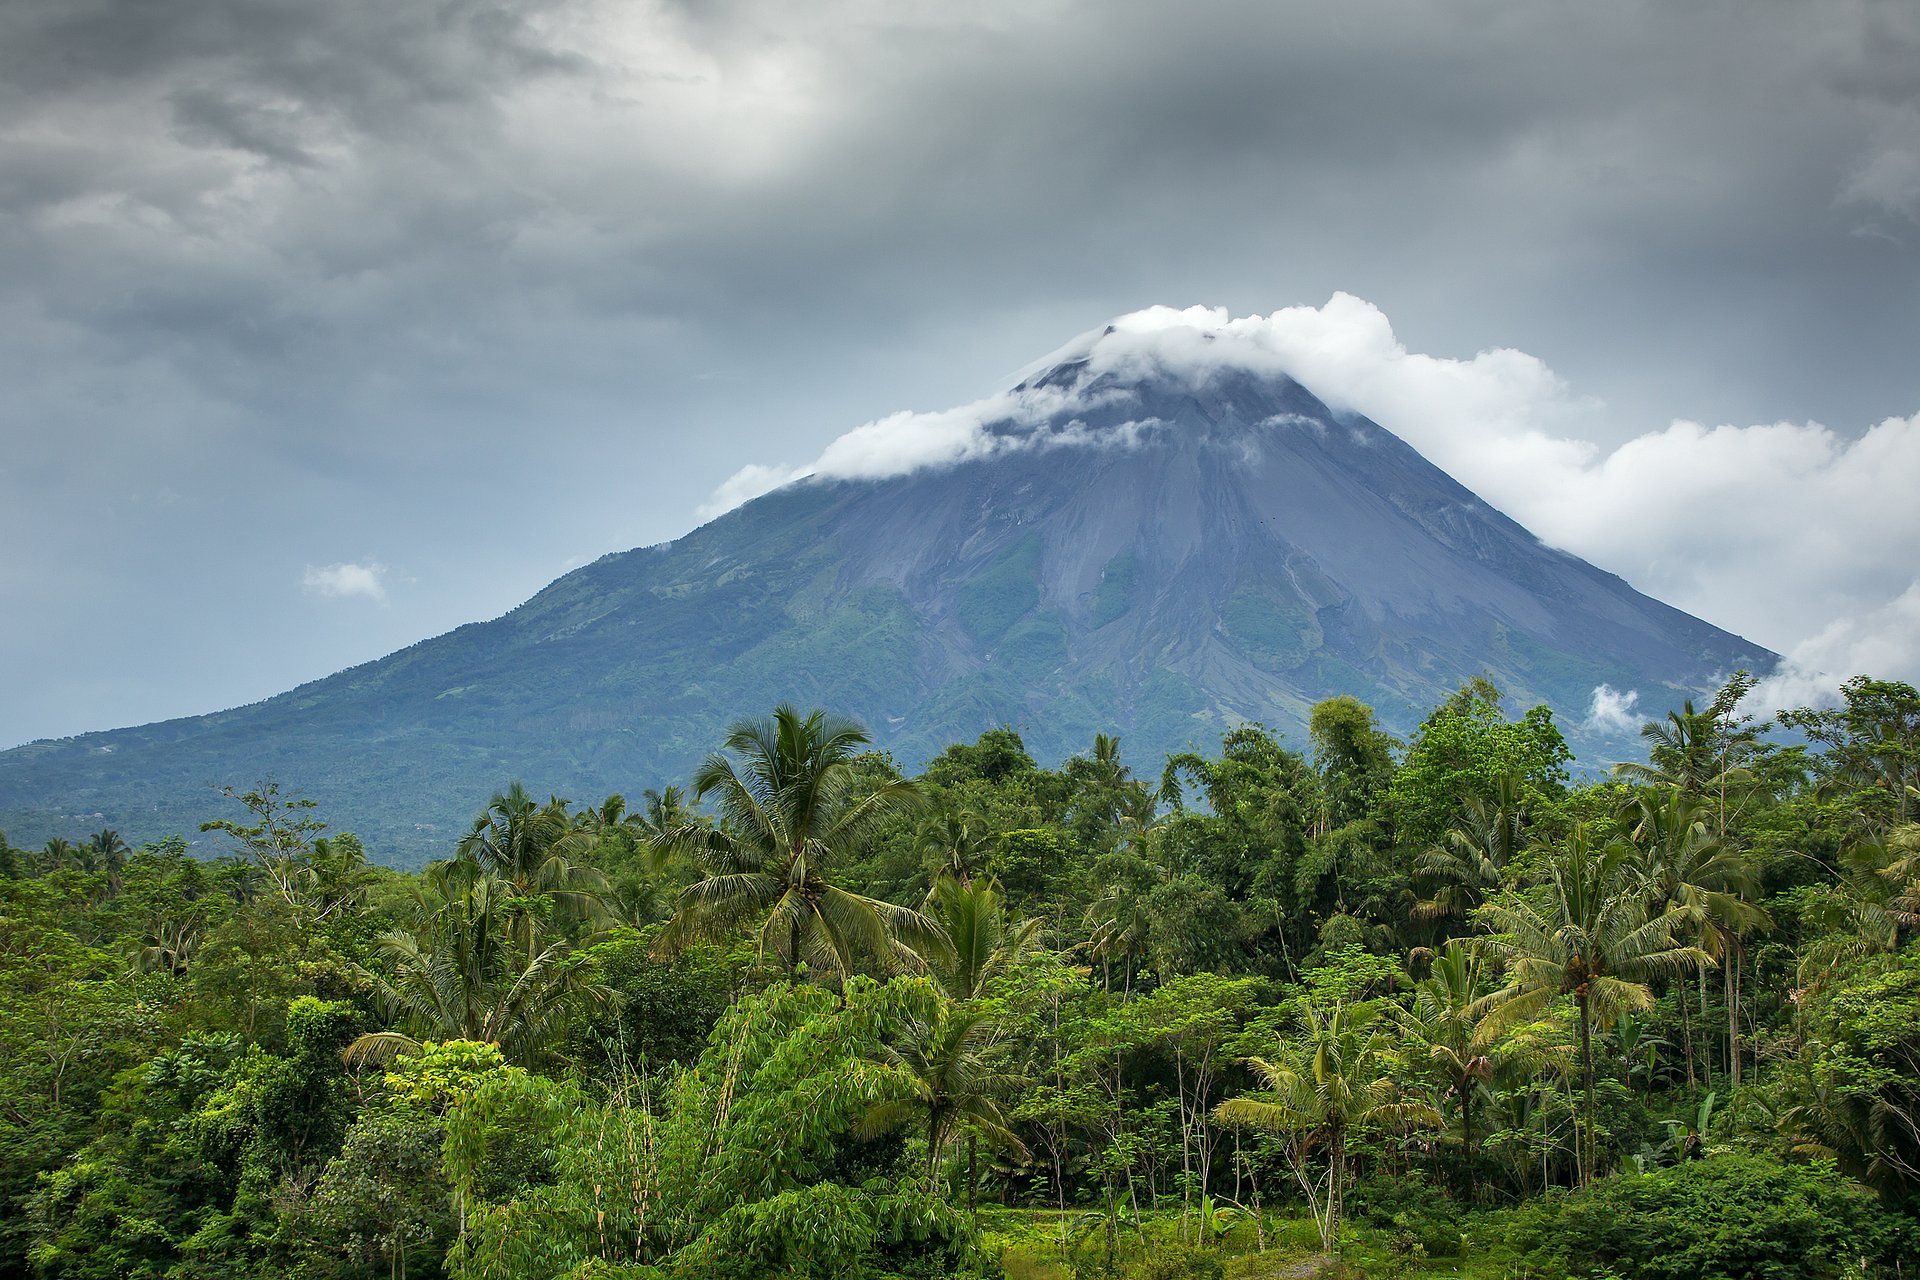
[1578, 992, 1595, 1188]
[1176, 1052, 1192, 1242]
[968, 1134, 979, 1215]
[1327, 1130, 1346, 1252]
[1726, 935, 1743, 1087]
[1462, 1079, 1477, 1203]
[1678, 977, 1697, 1098]
[1698, 967, 1713, 1094]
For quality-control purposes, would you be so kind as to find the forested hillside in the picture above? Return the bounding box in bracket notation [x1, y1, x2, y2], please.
[3, 674, 1917, 1279]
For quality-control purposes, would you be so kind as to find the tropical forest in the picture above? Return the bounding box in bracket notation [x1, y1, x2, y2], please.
[4, 674, 1918, 1280]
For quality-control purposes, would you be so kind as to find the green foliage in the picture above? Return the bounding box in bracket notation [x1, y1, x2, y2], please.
[1124, 1241, 1224, 1280]
[13, 693, 1920, 1280]
[659, 705, 933, 981]
[1784, 948, 1920, 1208]
[447, 977, 992, 1280]
[570, 927, 741, 1073]
[1514, 1154, 1916, 1279]
[1308, 696, 1397, 830]
[1779, 675, 1920, 828]
[990, 829, 1069, 904]
[1388, 682, 1572, 849]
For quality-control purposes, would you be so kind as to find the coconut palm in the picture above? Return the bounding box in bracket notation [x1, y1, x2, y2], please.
[915, 803, 996, 886]
[1620, 788, 1768, 1088]
[1614, 702, 1719, 793]
[1216, 999, 1441, 1251]
[1474, 826, 1709, 1185]
[921, 875, 1042, 1004]
[659, 706, 933, 980]
[84, 828, 131, 894]
[858, 998, 1030, 1206]
[1083, 871, 1154, 996]
[1387, 942, 1552, 1199]
[346, 858, 608, 1066]
[458, 783, 610, 962]
[1414, 773, 1528, 922]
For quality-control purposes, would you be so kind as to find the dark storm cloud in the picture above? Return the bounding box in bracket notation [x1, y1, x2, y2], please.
[1, 0, 1916, 747]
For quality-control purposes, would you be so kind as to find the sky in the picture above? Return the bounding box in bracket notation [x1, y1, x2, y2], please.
[2, 0, 1917, 749]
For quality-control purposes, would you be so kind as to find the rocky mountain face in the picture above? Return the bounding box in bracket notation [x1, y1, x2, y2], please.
[0, 340, 1775, 864]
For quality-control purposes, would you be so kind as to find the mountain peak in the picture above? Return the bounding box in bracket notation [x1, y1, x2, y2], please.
[0, 304, 1777, 863]
[709, 300, 1388, 517]
[1006, 297, 1379, 398]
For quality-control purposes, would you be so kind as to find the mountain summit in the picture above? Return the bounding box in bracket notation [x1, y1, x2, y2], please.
[0, 313, 1775, 862]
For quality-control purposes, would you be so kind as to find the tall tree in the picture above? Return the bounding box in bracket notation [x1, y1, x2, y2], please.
[1475, 827, 1709, 1185]
[1309, 695, 1398, 832]
[1388, 942, 1550, 1199]
[1216, 998, 1440, 1251]
[1621, 788, 1768, 1088]
[199, 780, 330, 908]
[858, 997, 1030, 1204]
[458, 783, 609, 961]
[347, 858, 607, 1066]
[83, 830, 130, 895]
[1613, 672, 1765, 836]
[660, 706, 934, 981]
[921, 875, 1042, 1004]
[1387, 681, 1571, 850]
[1413, 772, 1530, 923]
[915, 803, 997, 886]
[1780, 676, 1920, 828]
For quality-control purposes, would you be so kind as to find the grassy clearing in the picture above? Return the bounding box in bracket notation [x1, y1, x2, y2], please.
[979, 1206, 1540, 1280]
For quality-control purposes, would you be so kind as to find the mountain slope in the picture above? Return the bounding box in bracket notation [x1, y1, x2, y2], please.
[0, 336, 1775, 865]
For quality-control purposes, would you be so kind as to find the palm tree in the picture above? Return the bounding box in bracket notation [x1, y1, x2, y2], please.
[921, 875, 1042, 1004]
[659, 706, 933, 981]
[858, 998, 1030, 1207]
[634, 786, 699, 847]
[1615, 680, 1766, 836]
[85, 829, 131, 894]
[1414, 773, 1528, 922]
[1614, 702, 1719, 793]
[346, 858, 608, 1066]
[458, 783, 610, 962]
[1387, 942, 1548, 1200]
[1083, 871, 1154, 996]
[1216, 999, 1441, 1251]
[1620, 788, 1768, 1088]
[39, 837, 77, 875]
[1474, 826, 1709, 1185]
[1794, 821, 1920, 991]
[914, 803, 996, 886]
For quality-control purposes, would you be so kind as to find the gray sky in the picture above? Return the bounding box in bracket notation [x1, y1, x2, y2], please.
[3, 0, 1918, 749]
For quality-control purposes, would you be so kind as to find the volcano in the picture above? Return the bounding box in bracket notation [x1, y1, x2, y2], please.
[0, 314, 1775, 864]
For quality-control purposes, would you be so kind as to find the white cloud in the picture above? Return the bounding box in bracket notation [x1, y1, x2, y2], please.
[1584, 684, 1642, 734]
[699, 382, 1144, 516]
[697, 463, 810, 520]
[302, 559, 388, 603]
[699, 296, 1920, 696]
[1749, 579, 1920, 712]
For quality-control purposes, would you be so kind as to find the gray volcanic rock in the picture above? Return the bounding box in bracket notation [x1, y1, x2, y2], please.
[0, 343, 1775, 865]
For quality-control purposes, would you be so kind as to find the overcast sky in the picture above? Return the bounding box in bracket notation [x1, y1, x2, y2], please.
[3, 0, 1917, 749]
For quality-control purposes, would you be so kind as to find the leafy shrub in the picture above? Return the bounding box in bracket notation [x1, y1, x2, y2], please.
[1347, 1172, 1465, 1258]
[1126, 1242, 1225, 1280]
[1512, 1153, 1916, 1279]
